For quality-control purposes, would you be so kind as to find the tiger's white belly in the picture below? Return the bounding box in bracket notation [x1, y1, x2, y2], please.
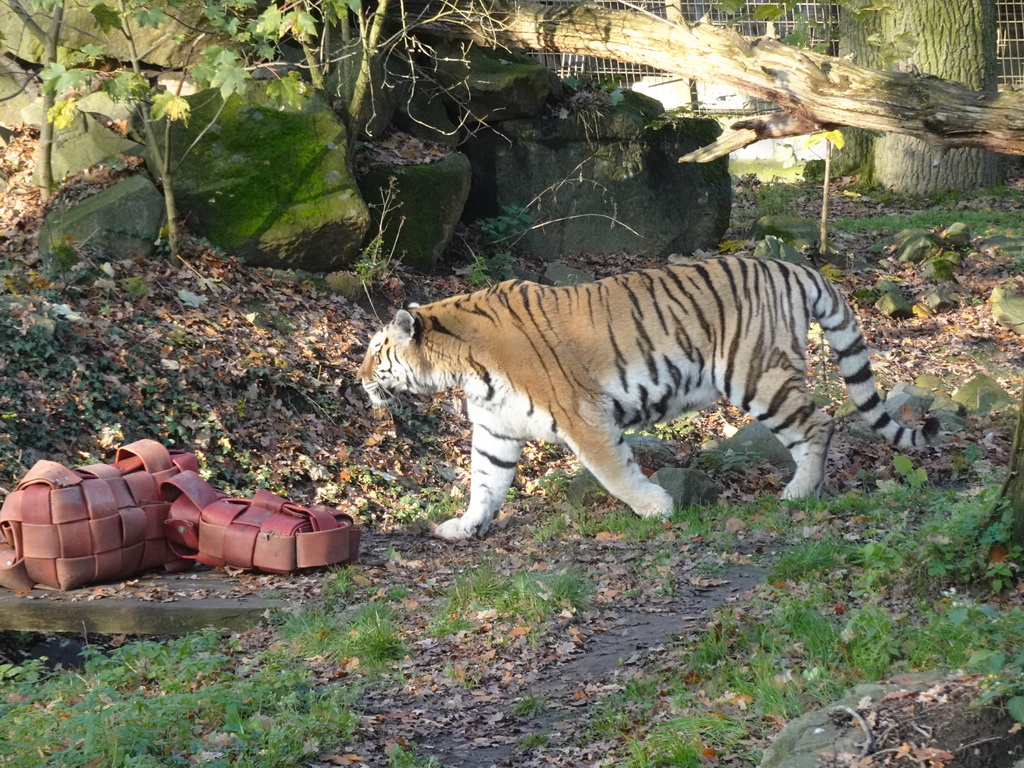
[463, 375, 563, 443]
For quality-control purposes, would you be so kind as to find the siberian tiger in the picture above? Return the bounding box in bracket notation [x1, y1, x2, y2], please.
[359, 257, 938, 540]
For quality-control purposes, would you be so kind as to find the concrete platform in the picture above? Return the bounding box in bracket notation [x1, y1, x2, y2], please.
[0, 569, 291, 635]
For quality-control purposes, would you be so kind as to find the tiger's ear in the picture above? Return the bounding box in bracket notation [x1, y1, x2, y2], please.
[392, 309, 418, 343]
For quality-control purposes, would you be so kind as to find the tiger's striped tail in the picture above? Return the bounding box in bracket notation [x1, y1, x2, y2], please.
[815, 281, 939, 450]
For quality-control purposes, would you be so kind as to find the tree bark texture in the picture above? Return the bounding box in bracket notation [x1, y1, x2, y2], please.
[402, 0, 1024, 158]
[833, 0, 881, 177]
[873, 0, 1004, 193]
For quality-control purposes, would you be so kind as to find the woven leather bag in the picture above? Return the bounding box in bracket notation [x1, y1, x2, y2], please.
[0, 439, 198, 591]
[162, 470, 360, 574]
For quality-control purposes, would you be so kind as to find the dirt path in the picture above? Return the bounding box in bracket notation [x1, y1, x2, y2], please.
[339, 513, 769, 767]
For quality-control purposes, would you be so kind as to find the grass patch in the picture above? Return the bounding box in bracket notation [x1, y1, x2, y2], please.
[0, 632, 358, 767]
[279, 603, 404, 672]
[435, 564, 594, 627]
[511, 692, 550, 717]
[767, 538, 855, 583]
[584, 481, 1024, 760]
[834, 208, 1024, 238]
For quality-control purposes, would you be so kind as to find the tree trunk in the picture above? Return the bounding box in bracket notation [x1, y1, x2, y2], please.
[399, 0, 1024, 159]
[833, 0, 880, 178]
[873, 0, 1004, 193]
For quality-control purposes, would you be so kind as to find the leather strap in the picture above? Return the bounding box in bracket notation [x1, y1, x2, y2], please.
[161, 473, 360, 574]
[0, 442, 199, 591]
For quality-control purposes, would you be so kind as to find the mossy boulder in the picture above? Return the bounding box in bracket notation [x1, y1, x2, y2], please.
[893, 228, 943, 263]
[149, 84, 369, 271]
[749, 216, 819, 252]
[38, 174, 164, 260]
[393, 85, 462, 146]
[462, 104, 730, 258]
[432, 44, 561, 122]
[358, 152, 471, 272]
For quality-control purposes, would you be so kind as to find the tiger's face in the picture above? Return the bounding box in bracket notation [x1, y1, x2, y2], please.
[358, 309, 421, 408]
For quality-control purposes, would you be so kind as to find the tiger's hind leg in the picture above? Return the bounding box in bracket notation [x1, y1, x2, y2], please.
[745, 368, 835, 500]
[565, 422, 675, 519]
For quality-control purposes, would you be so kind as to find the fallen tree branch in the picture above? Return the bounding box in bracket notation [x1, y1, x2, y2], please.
[399, 0, 1024, 157]
[678, 111, 829, 162]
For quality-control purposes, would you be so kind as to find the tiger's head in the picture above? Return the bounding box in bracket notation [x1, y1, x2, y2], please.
[358, 308, 429, 408]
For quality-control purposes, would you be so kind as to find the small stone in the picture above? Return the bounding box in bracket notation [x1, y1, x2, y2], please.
[884, 382, 935, 420]
[717, 421, 795, 470]
[920, 256, 958, 283]
[941, 222, 972, 248]
[952, 374, 1014, 414]
[649, 467, 722, 508]
[876, 291, 913, 319]
[893, 229, 942, 264]
[873, 278, 903, 295]
[566, 471, 606, 508]
[991, 286, 1024, 335]
[753, 235, 811, 266]
[918, 287, 957, 313]
[543, 262, 596, 286]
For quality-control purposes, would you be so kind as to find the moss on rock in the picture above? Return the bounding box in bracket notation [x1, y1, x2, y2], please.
[150, 83, 369, 271]
[358, 152, 471, 272]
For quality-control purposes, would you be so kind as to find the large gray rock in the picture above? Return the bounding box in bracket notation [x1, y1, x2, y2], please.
[38, 174, 164, 260]
[357, 152, 471, 272]
[462, 94, 730, 259]
[392, 84, 462, 147]
[33, 111, 143, 184]
[0, 60, 41, 127]
[433, 45, 561, 123]
[0, 4, 213, 69]
[148, 83, 369, 271]
[326, 39, 398, 139]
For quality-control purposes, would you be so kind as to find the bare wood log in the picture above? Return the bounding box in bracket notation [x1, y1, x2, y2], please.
[400, 0, 1024, 158]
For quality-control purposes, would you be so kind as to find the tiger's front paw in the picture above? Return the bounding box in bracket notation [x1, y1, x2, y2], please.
[434, 517, 473, 540]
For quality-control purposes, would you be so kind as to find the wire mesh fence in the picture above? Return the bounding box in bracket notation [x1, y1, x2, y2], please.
[530, 1, 1024, 113]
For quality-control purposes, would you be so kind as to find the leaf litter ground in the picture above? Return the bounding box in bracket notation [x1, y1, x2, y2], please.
[2, 126, 1024, 766]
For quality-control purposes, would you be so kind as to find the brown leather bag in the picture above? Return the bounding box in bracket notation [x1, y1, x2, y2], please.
[162, 471, 360, 574]
[0, 439, 198, 591]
